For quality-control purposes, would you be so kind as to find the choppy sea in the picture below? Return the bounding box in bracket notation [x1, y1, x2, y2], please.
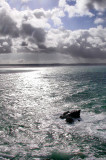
[0, 66, 106, 160]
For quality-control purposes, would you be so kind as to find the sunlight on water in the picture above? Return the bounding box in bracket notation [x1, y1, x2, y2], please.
[0, 66, 106, 159]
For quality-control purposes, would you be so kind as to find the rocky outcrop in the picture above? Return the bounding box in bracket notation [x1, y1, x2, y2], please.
[60, 110, 81, 123]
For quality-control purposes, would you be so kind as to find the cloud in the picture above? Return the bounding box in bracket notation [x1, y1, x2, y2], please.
[21, 41, 28, 46]
[59, 0, 66, 8]
[0, 38, 12, 53]
[0, 9, 19, 37]
[64, 0, 94, 17]
[33, 8, 65, 27]
[86, 0, 106, 11]
[59, 0, 106, 18]
[34, 9, 46, 18]
[0, 0, 10, 9]
[51, 8, 65, 26]
[94, 18, 104, 24]
[44, 26, 106, 60]
[0, 0, 106, 63]
[21, 23, 46, 45]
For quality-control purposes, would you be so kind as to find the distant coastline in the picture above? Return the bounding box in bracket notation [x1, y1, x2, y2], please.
[0, 63, 106, 67]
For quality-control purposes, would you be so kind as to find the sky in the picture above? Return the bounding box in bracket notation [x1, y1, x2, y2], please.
[0, 0, 106, 64]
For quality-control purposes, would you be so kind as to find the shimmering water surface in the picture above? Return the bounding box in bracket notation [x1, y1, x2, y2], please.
[0, 66, 106, 160]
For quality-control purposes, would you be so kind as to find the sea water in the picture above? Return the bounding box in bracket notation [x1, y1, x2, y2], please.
[0, 66, 106, 160]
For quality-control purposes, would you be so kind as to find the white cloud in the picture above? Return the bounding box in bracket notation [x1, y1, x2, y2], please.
[94, 18, 104, 24]
[59, 0, 106, 18]
[0, 0, 10, 9]
[63, 0, 94, 17]
[51, 8, 65, 26]
[59, 0, 66, 8]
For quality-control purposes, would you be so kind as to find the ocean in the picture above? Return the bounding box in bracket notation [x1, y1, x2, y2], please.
[0, 66, 106, 160]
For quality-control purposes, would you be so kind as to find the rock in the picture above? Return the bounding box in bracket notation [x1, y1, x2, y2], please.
[66, 117, 74, 123]
[60, 110, 81, 119]
[60, 111, 70, 119]
[60, 110, 81, 124]
[63, 111, 70, 116]
[68, 110, 81, 118]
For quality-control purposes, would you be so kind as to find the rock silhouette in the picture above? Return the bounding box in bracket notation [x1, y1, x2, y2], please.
[60, 110, 81, 123]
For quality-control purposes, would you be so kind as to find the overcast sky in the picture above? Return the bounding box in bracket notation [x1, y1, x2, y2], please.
[0, 0, 106, 64]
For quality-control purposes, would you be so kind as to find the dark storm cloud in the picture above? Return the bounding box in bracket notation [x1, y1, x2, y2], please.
[41, 44, 106, 60]
[64, 44, 106, 59]
[21, 41, 28, 46]
[21, 23, 46, 45]
[0, 5, 47, 54]
[43, 27, 106, 60]
[0, 45, 11, 53]
[62, 29, 104, 59]
[86, 0, 106, 11]
[21, 23, 35, 36]
[15, 25, 106, 61]
[0, 9, 19, 37]
[32, 28, 46, 43]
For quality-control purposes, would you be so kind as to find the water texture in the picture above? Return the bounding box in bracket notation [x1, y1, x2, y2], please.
[0, 66, 106, 159]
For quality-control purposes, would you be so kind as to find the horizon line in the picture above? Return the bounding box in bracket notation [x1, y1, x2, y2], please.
[0, 63, 106, 67]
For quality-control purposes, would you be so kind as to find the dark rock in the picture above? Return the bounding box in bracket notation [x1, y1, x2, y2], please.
[68, 110, 81, 118]
[60, 110, 81, 124]
[60, 110, 81, 119]
[63, 111, 70, 116]
[66, 117, 74, 123]
[60, 111, 70, 119]
[60, 115, 65, 119]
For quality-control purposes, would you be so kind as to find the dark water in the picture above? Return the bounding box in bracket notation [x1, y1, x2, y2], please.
[0, 66, 106, 160]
